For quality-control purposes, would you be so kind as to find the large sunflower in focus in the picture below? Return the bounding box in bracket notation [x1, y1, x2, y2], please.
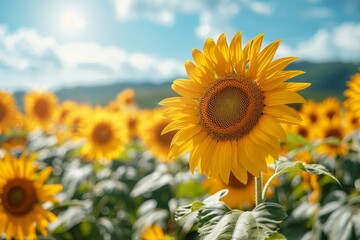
[79, 108, 128, 162]
[0, 152, 62, 240]
[204, 168, 276, 209]
[344, 72, 360, 117]
[161, 33, 309, 184]
[0, 91, 20, 134]
[24, 90, 58, 129]
[138, 109, 177, 162]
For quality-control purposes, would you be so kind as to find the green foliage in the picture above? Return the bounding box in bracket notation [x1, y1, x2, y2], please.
[176, 190, 287, 240]
[317, 191, 360, 240]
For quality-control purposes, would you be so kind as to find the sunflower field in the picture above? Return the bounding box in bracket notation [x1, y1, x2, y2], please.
[0, 33, 360, 240]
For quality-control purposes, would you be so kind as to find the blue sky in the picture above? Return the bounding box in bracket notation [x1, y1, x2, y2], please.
[0, 0, 359, 91]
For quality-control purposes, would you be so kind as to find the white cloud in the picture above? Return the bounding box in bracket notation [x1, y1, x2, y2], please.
[0, 25, 185, 91]
[246, 1, 273, 16]
[302, 7, 333, 18]
[276, 22, 360, 63]
[113, 0, 273, 39]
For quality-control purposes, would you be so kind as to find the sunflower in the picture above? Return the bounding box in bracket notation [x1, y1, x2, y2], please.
[300, 173, 321, 204]
[55, 104, 92, 143]
[0, 91, 20, 134]
[204, 167, 276, 210]
[79, 107, 128, 162]
[125, 109, 139, 140]
[108, 88, 137, 112]
[138, 109, 177, 162]
[317, 119, 347, 156]
[300, 100, 320, 125]
[24, 90, 58, 129]
[140, 224, 173, 240]
[55, 100, 77, 125]
[344, 110, 360, 133]
[319, 98, 341, 122]
[0, 152, 62, 240]
[284, 116, 318, 141]
[160, 32, 309, 184]
[344, 72, 360, 117]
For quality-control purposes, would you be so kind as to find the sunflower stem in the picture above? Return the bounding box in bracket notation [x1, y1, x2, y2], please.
[255, 172, 263, 206]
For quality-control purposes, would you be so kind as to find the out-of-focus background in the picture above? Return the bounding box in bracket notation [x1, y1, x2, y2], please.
[1, 0, 359, 107]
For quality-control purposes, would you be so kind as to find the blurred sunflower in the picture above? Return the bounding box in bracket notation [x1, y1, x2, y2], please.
[138, 109, 177, 162]
[285, 115, 319, 140]
[24, 90, 58, 129]
[108, 88, 137, 111]
[161, 32, 309, 184]
[56, 104, 91, 143]
[204, 168, 277, 209]
[79, 108, 128, 162]
[55, 100, 77, 125]
[140, 224, 173, 240]
[0, 152, 62, 240]
[301, 173, 321, 204]
[344, 72, 360, 117]
[300, 100, 320, 125]
[125, 109, 139, 140]
[319, 98, 341, 122]
[317, 120, 347, 156]
[344, 110, 360, 133]
[0, 91, 20, 134]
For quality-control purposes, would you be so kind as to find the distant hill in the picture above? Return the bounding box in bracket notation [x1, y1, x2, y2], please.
[14, 62, 359, 109]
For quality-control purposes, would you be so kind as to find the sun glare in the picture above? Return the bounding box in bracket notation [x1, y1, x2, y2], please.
[59, 9, 86, 34]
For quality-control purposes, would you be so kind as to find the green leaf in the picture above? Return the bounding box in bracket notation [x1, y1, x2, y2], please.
[252, 202, 288, 231]
[176, 179, 207, 198]
[265, 232, 287, 240]
[130, 165, 174, 197]
[264, 158, 340, 200]
[303, 164, 341, 185]
[318, 191, 360, 240]
[285, 132, 310, 150]
[49, 200, 92, 234]
[175, 190, 228, 221]
[197, 201, 287, 240]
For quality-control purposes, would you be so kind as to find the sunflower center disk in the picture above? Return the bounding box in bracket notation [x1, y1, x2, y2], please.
[0, 103, 6, 121]
[199, 76, 264, 141]
[92, 124, 113, 144]
[325, 128, 342, 139]
[34, 98, 50, 118]
[1, 179, 37, 216]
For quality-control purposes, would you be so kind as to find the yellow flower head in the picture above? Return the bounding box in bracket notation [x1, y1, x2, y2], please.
[55, 100, 78, 125]
[125, 109, 139, 140]
[344, 110, 360, 133]
[138, 108, 177, 162]
[161, 32, 309, 184]
[0, 91, 20, 134]
[319, 98, 341, 122]
[204, 167, 277, 210]
[300, 100, 320, 125]
[79, 107, 129, 162]
[24, 90, 58, 129]
[0, 152, 62, 240]
[317, 120, 347, 157]
[108, 88, 137, 111]
[344, 72, 360, 117]
[141, 224, 173, 240]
